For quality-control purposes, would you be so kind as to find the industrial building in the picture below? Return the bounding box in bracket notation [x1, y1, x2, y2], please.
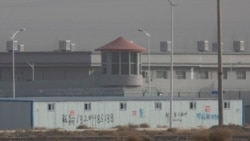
[0, 37, 250, 96]
[0, 36, 249, 125]
[0, 97, 243, 130]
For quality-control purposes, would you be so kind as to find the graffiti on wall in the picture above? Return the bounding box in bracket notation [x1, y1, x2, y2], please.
[196, 113, 218, 120]
[62, 113, 114, 126]
[196, 105, 218, 120]
[131, 108, 144, 118]
[166, 112, 188, 122]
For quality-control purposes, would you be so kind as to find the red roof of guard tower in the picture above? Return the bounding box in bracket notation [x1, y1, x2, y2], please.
[95, 37, 146, 52]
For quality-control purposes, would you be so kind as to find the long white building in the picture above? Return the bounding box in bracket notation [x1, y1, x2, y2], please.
[0, 97, 243, 130]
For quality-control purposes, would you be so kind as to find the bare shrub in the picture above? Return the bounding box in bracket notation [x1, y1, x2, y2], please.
[96, 130, 117, 136]
[113, 125, 126, 129]
[175, 129, 193, 135]
[227, 124, 249, 135]
[127, 134, 141, 141]
[117, 127, 138, 135]
[141, 135, 152, 141]
[128, 124, 139, 128]
[81, 130, 98, 136]
[139, 123, 150, 128]
[167, 128, 177, 133]
[209, 128, 232, 141]
[191, 130, 210, 141]
[113, 126, 142, 141]
[115, 125, 131, 132]
[157, 125, 168, 128]
[77, 124, 91, 129]
[34, 127, 47, 130]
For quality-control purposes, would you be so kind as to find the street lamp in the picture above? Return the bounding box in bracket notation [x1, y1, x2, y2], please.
[11, 28, 26, 98]
[27, 62, 35, 81]
[138, 28, 151, 96]
[168, 0, 177, 128]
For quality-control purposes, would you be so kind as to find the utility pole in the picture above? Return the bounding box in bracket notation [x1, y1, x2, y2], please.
[217, 0, 224, 126]
[168, 0, 177, 129]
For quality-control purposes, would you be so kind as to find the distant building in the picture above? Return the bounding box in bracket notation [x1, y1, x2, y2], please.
[0, 37, 249, 96]
[0, 36, 249, 124]
[0, 97, 243, 130]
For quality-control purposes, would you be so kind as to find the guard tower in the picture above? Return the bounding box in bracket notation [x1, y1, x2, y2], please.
[95, 37, 146, 87]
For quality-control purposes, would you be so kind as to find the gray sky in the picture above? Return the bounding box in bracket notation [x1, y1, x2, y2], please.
[0, 0, 249, 52]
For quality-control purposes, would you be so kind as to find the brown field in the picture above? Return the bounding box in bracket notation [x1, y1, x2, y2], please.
[0, 124, 249, 141]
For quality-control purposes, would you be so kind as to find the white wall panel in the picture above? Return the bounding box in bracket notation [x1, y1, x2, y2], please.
[33, 99, 242, 130]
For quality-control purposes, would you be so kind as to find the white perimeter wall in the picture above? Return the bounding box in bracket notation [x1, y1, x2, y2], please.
[33, 100, 242, 130]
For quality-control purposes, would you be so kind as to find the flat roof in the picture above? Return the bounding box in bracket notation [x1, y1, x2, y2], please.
[0, 96, 236, 102]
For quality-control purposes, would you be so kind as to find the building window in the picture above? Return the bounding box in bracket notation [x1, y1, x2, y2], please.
[156, 71, 167, 79]
[112, 64, 119, 74]
[190, 101, 196, 110]
[48, 103, 55, 112]
[176, 71, 186, 79]
[130, 52, 137, 75]
[224, 101, 230, 110]
[142, 71, 148, 78]
[84, 103, 91, 111]
[111, 52, 138, 75]
[236, 71, 246, 80]
[121, 52, 129, 75]
[130, 52, 137, 62]
[121, 64, 129, 74]
[101, 52, 107, 74]
[112, 52, 120, 74]
[102, 64, 107, 74]
[16, 71, 24, 81]
[112, 52, 119, 63]
[130, 64, 137, 75]
[121, 52, 129, 63]
[101, 52, 107, 62]
[142, 71, 152, 82]
[155, 102, 162, 110]
[223, 70, 228, 79]
[196, 71, 208, 79]
[120, 102, 127, 111]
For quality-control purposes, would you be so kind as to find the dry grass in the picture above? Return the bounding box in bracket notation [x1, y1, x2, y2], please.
[209, 128, 232, 141]
[96, 130, 117, 136]
[76, 124, 91, 129]
[126, 134, 141, 141]
[157, 125, 168, 128]
[192, 127, 235, 141]
[115, 126, 141, 141]
[167, 128, 178, 133]
[139, 123, 150, 128]
[0, 124, 248, 140]
[128, 124, 139, 128]
[192, 129, 210, 141]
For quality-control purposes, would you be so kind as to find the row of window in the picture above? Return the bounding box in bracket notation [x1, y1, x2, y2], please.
[102, 52, 139, 75]
[48, 102, 124, 112]
[155, 101, 230, 110]
[189, 102, 230, 110]
[47, 101, 231, 112]
[151, 70, 247, 80]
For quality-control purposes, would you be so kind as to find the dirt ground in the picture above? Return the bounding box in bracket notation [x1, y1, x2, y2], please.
[0, 124, 249, 139]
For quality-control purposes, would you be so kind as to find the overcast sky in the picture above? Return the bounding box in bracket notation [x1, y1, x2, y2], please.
[0, 0, 249, 52]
